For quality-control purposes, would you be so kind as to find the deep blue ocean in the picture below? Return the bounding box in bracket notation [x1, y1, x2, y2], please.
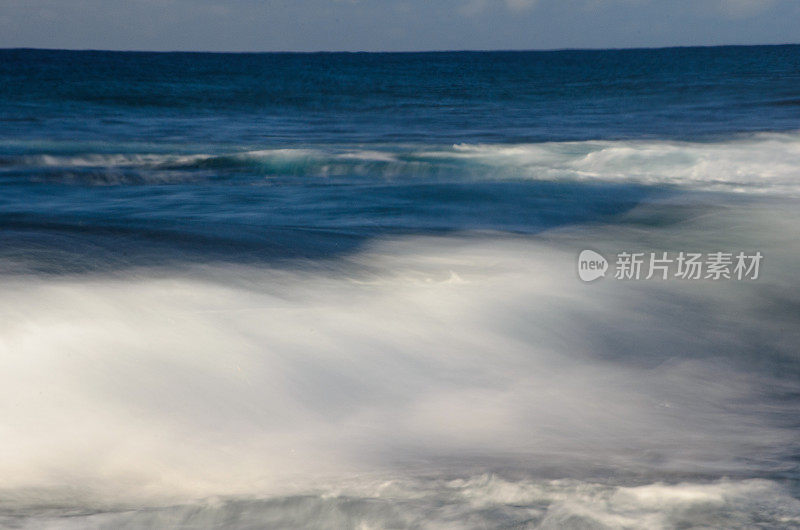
[1, 46, 800, 528]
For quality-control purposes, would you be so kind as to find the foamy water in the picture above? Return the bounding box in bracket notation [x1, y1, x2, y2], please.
[5, 132, 800, 194]
[1, 199, 798, 527]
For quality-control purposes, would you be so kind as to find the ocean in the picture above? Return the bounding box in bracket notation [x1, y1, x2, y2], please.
[0, 46, 799, 528]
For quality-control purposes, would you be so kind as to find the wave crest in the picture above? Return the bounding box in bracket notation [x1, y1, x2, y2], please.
[2, 132, 799, 193]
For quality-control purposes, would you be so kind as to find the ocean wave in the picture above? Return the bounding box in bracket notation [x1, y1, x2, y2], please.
[445, 131, 800, 194]
[2, 131, 799, 193]
[2, 476, 797, 529]
[0, 202, 798, 506]
[0, 198, 798, 527]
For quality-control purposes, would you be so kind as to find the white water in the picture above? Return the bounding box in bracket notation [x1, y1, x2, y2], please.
[6, 131, 800, 194]
[4, 477, 799, 529]
[445, 131, 800, 194]
[1, 199, 798, 527]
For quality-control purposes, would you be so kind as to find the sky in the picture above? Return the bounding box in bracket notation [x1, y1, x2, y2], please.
[0, 0, 797, 52]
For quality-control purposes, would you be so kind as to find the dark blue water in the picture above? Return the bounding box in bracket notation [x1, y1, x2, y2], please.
[3, 46, 800, 144]
[1, 45, 799, 271]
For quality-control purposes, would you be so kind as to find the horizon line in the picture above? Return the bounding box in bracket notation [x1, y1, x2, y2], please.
[2, 42, 799, 55]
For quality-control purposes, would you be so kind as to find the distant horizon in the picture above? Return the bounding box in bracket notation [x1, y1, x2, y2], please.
[4, 42, 799, 55]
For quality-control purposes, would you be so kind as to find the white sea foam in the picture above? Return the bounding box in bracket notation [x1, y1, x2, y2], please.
[8, 132, 800, 193]
[0, 200, 798, 521]
[22, 153, 189, 168]
[446, 131, 800, 194]
[2, 476, 798, 529]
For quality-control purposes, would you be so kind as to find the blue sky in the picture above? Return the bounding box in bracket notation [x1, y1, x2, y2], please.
[0, 0, 797, 51]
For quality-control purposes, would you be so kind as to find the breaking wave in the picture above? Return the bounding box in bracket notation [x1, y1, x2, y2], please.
[3, 476, 798, 529]
[2, 132, 799, 193]
[0, 200, 798, 528]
